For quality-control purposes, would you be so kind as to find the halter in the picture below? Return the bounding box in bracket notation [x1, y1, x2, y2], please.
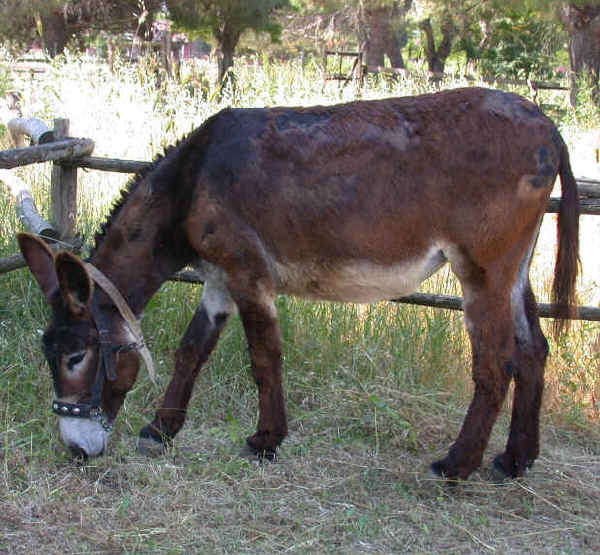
[51, 263, 156, 429]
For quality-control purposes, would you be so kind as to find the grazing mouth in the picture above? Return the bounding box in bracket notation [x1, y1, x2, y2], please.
[68, 445, 89, 460]
[58, 415, 112, 457]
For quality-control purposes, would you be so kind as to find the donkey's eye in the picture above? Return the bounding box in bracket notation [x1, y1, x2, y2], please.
[66, 352, 86, 370]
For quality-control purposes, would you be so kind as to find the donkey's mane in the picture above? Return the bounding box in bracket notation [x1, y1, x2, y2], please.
[90, 128, 201, 256]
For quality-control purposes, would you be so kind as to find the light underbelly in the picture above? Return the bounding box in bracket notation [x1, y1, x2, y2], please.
[272, 247, 447, 303]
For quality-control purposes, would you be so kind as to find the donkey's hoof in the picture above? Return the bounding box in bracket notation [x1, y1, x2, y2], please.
[431, 459, 458, 480]
[137, 425, 171, 457]
[492, 453, 513, 479]
[136, 436, 167, 457]
[493, 453, 533, 480]
[246, 435, 278, 461]
[430, 457, 472, 483]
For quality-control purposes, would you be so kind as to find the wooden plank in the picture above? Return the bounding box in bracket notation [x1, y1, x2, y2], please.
[391, 293, 600, 321]
[575, 178, 600, 198]
[327, 74, 354, 81]
[363, 66, 569, 91]
[68, 162, 600, 205]
[69, 156, 150, 174]
[547, 197, 600, 215]
[51, 119, 80, 239]
[1, 120, 58, 239]
[324, 50, 361, 57]
[66, 155, 600, 216]
[529, 81, 569, 91]
[0, 137, 94, 168]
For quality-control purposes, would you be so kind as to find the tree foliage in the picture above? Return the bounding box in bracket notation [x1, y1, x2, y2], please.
[168, 0, 292, 83]
[3, 0, 600, 106]
[477, 10, 563, 80]
[0, 0, 163, 56]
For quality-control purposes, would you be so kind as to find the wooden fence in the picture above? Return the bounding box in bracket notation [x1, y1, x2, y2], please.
[1, 117, 600, 322]
[322, 49, 570, 105]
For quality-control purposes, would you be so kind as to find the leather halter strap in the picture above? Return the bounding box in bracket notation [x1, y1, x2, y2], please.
[51, 263, 156, 426]
[84, 262, 156, 384]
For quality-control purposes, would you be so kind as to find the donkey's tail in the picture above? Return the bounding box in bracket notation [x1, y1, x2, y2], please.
[552, 140, 580, 337]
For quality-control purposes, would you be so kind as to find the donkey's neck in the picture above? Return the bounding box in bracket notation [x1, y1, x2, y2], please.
[90, 243, 175, 317]
[89, 179, 193, 316]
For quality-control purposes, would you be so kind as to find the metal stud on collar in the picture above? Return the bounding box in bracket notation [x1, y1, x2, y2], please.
[52, 400, 113, 432]
[53, 401, 89, 417]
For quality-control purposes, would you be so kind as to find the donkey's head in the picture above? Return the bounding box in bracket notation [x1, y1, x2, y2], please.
[18, 233, 144, 457]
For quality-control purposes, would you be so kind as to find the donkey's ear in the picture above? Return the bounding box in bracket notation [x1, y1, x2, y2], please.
[55, 252, 94, 317]
[17, 233, 59, 301]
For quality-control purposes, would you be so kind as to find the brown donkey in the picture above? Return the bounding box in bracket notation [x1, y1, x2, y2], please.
[18, 87, 579, 480]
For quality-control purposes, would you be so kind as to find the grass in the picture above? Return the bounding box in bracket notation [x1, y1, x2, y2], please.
[0, 52, 599, 552]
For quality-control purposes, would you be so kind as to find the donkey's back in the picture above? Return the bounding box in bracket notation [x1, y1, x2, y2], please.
[185, 88, 569, 306]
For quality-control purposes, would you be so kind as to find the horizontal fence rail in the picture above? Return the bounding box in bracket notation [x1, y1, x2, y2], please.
[0, 138, 95, 169]
[66, 159, 600, 217]
[171, 270, 600, 322]
[68, 156, 150, 174]
[0, 237, 82, 273]
[65, 156, 600, 216]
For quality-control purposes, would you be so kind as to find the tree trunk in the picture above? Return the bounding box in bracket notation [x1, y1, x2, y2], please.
[559, 4, 600, 106]
[161, 29, 173, 79]
[419, 13, 456, 74]
[39, 11, 68, 57]
[216, 24, 241, 85]
[217, 47, 234, 85]
[358, 1, 412, 69]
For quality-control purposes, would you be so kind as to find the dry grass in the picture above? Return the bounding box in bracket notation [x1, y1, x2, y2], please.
[2, 386, 599, 553]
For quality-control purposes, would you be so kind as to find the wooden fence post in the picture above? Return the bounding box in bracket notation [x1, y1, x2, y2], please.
[51, 118, 77, 239]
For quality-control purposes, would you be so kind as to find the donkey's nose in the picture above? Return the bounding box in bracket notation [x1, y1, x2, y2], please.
[68, 445, 89, 460]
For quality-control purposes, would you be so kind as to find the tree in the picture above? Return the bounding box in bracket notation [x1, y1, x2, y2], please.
[416, 0, 499, 75]
[0, 1, 59, 54]
[418, 9, 456, 73]
[0, 0, 163, 57]
[357, 1, 412, 68]
[290, 1, 412, 68]
[469, 0, 600, 105]
[168, 0, 292, 84]
[450, 4, 564, 81]
[558, 3, 600, 105]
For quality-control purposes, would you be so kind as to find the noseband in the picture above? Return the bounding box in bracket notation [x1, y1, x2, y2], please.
[52, 263, 155, 428]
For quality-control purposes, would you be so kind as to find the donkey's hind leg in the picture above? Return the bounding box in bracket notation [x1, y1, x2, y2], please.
[138, 280, 234, 453]
[432, 274, 515, 480]
[234, 286, 288, 459]
[494, 279, 548, 477]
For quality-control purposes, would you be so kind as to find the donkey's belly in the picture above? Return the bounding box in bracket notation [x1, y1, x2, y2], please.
[272, 247, 447, 303]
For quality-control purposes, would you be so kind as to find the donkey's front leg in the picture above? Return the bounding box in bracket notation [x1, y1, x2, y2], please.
[235, 287, 287, 458]
[139, 281, 233, 452]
